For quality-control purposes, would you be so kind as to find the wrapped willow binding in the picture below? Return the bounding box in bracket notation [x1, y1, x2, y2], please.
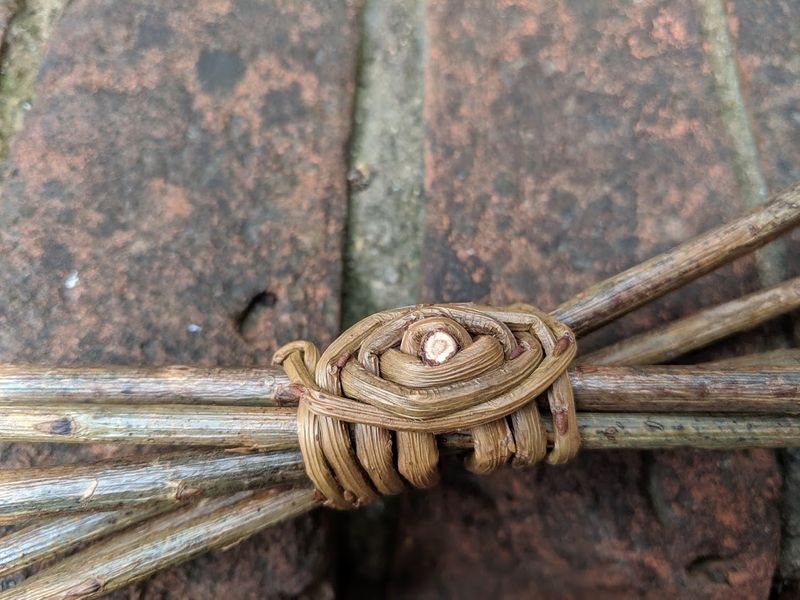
[0, 182, 798, 598]
[275, 303, 578, 508]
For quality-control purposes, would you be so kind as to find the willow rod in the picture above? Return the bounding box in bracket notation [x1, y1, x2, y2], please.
[552, 182, 800, 335]
[0, 448, 306, 523]
[9, 411, 800, 596]
[4, 409, 800, 523]
[0, 404, 298, 447]
[9, 409, 799, 600]
[569, 366, 800, 413]
[8, 415, 800, 594]
[580, 275, 800, 366]
[0, 367, 796, 448]
[6, 412, 800, 589]
[0, 504, 175, 578]
[0, 365, 292, 405]
[2, 412, 798, 588]
[445, 413, 800, 450]
[1, 364, 797, 413]
[0, 488, 316, 600]
[583, 414, 800, 449]
[5, 352, 787, 578]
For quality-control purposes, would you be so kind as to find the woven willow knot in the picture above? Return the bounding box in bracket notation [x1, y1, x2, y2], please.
[273, 303, 578, 509]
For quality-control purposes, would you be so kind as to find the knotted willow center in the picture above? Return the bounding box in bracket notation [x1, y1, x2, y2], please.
[274, 303, 579, 509]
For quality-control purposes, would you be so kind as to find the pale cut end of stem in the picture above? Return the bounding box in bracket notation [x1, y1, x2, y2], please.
[420, 331, 459, 365]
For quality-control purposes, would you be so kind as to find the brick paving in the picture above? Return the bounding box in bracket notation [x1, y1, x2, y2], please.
[0, 0, 797, 596]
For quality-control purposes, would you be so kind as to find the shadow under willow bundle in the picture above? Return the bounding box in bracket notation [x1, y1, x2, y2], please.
[0, 183, 799, 598]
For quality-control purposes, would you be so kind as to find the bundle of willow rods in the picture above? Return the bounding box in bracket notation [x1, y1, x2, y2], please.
[0, 182, 799, 599]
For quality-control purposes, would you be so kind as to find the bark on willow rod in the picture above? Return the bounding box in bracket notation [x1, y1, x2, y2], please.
[552, 182, 800, 336]
[4, 409, 800, 523]
[0, 365, 291, 405]
[574, 413, 800, 449]
[0, 504, 174, 578]
[8, 413, 800, 589]
[13, 410, 800, 600]
[579, 276, 800, 366]
[0, 488, 316, 600]
[568, 366, 800, 414]
[0, 448, 305, 523]
[0, 404, 298, 447]
[440, 414, 800, 450]
[0, 367, 796, 447]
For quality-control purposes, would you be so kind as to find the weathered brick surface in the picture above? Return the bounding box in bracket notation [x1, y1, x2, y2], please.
[730, 0, 800, 336]
[1, 0, 796, 596]
[420, 0, 771, 351]
[0, 0, 358, 596]
[731, 0, 800, 193]
[391, 451, 779, 598]
[388, 1, 783, 596]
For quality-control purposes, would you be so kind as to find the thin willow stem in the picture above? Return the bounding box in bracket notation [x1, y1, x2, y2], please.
[0, 488, 317, 600]
[5, 409, 800, 590]
[575, 413, 800, 449]
[568, 366, 800, 414]
[578, 413, 800, 450]
[0, 404, 297, 447]
[443, 414, 800, 450]
[0, 504, 174, 578]
[3, 402, 800, 524]
[0, 449, 305, 523]
[0, 367, 796, 448]
[0, 365, 291, 405]
[552, 182, 800, 336]
[579, 276, 800, 366]
[9, 410, 800, 597]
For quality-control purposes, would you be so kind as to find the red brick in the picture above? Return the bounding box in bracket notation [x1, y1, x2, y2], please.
[729, 0, 800, 340]
[730, 1, 800, 192]
[392, 1, 782, 596]
[0, 0, 359, 596]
